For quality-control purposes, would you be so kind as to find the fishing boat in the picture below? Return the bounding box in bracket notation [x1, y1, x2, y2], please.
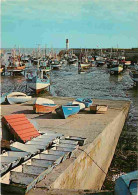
[110, 65, 123, 75]
[0, 65, 5, 75]
[55, 103, 80, 119]
[80, 63, 91, 69]
[79, 52, 91, 70]
[7, 49, 26, 74]
[90, 104, 108, 114]
[129, 70, 138, 86]
[114, 171, 138, 195]
[74, 98, 93, 108]
[27, 76, 50, 94]
[7, 92, 32, 104]
[33, 98, 57, 113]
[96, 61, 105, 67]
[7, 62, 25, 74]
[72, 101, 85, 110]
[51, 60, 61, 69]
[68, 58, 78, 65]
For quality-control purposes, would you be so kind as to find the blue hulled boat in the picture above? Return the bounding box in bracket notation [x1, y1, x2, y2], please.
[55, 103, 80, 119]
[75, 98, 93, 108]
[115, 171, 138, 195]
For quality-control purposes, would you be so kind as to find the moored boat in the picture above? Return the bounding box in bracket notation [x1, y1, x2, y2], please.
[27, 76, 50, 94]
[80, 63, 91, 69]
[55, 103, 80, 119]
[51, 60, 61, 69]
[129, 70, 138, 86]
[33, 98, 57, 113]
[96, 61, 105, 67]
[74, 98, 93, 108]
[72, 101, 85, 110]
[7, 92, 32, 104]
[110, 65, 123, 75]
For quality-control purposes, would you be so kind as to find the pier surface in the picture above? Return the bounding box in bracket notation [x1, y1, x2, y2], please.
[1, 97, 130, 194]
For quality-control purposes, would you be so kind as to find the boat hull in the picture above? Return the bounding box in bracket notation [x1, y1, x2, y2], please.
[56, 104, 80, 119]
[7, 92, 32, 104]
[33, 104, 57, 113]
[27, 78, 50, 94]
[75, 98, 93, 108]
[110, 67, 123, 75]
[129, 71, 138, 86]
[7, 97, 32, 104]
[80, 63, 91, 69]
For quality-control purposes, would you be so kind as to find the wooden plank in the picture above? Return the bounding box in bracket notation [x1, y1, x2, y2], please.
[10, 171, 38, 185]
[22, 164, 46, 176]
[31, 158, 53, 168]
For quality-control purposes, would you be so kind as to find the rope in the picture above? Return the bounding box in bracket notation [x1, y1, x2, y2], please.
[78, 148, 107, 175]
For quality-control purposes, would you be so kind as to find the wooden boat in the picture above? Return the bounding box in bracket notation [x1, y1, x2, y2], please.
[80, 63, 91, 69]
[33, 98, 57, 113]
[72, 101, 85, 110]
[96, 61, 105, 67]
[0, 65, 5, 75]
[90, 104, 108, 114]
[7, 61, 25, 73]
[110, 65, 123, 75]
[27, 75, 50, 94]
[129, 70, 138, 86]
[68, 58, 78, 65]
[75, 98, 93, 108]
[115, 171, 138, 195]
[7, 92, 32, 104]
[51, 60, 61, 69]
[56, 103, 80, 119]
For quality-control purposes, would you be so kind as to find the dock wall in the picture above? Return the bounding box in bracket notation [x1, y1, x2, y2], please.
[51, 104, 130, 190]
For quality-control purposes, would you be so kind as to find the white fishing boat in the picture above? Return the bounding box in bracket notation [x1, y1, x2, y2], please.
[7, 92, 32, 104]
[33, 98, 57, 113]
[27, 76, 50, 94]
[51, 60, 61, 69]
[72, 100, 85, 110]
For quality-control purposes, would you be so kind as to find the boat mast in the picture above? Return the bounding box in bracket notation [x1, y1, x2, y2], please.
[45, 44, 47, 58]
[18, 46, 21, 66]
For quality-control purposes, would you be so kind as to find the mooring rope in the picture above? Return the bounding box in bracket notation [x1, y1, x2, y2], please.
[78, 148, 107, 175]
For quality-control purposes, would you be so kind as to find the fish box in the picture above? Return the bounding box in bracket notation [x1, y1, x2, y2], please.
[90, 104, 108, 114]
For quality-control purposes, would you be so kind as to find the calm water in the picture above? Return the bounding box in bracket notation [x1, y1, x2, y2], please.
[1, 62, 138, 189]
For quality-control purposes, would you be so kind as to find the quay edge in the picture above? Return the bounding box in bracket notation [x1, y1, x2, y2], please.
[50, 100, 130, 190]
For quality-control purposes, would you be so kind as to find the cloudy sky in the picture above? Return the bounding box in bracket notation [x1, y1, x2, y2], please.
[1, 0, 138, 48]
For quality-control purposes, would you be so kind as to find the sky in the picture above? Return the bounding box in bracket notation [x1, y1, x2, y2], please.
[1, 0, 138, 48]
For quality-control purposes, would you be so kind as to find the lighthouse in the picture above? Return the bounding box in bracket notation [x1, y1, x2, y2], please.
[66, 39, 69, 51]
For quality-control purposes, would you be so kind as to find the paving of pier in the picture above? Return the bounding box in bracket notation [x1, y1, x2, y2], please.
[1, 97, 129, 145]
[1, 97, 130, 194]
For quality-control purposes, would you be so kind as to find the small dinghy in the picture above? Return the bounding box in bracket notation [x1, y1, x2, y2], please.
[7, 92, 32, 104]
[72, 100, 85, 110]
[33, 98, 57, 113]
[90, 104, 108, 114]
[75, 98, 93, 108]
[56, 103, 80, 119]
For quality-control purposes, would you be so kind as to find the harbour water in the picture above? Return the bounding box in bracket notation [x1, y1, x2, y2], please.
[1, 61, 138, 189]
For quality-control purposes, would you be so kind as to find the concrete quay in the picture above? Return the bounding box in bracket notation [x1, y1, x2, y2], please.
[1, 97, 130, 194]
